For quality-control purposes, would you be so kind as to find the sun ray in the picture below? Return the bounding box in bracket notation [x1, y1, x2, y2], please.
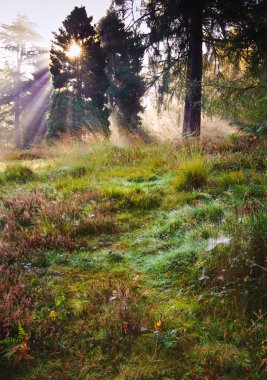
[21, 71, 52, 141]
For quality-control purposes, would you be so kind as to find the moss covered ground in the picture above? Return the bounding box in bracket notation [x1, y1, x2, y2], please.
[0, 138, 266, 379]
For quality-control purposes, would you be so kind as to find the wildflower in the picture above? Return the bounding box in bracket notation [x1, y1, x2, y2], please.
[155, 320, 162, 329]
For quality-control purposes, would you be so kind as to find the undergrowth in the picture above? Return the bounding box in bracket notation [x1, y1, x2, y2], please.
[0, 137, 266, 380]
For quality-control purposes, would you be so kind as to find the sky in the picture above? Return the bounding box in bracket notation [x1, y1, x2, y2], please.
[0, 0, 111, 47]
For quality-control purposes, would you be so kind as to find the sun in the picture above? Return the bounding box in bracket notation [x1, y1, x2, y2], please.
[66, 42, 82, 59]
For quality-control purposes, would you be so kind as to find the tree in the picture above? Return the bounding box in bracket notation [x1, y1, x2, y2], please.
[139, 0, 227, 137]
[0, 15, 48, 148]
[202, 1, 267, 136]
[46, 90, 108, 139]
[48, 6, 110, 138]
[223, 0, 267, 74]
[99, 5, 145, 132]
[115, 0, 265, 138]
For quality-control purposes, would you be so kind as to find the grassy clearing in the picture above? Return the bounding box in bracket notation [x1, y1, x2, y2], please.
[0, 137, 266, 379]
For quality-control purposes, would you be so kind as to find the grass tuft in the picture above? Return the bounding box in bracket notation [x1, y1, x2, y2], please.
[174, 157, 210, 190]
[4, 164, 35, 183]
[216, 170, 246, 189]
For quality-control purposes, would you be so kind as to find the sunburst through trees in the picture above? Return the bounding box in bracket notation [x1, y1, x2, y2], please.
[48, 6, 110, 139]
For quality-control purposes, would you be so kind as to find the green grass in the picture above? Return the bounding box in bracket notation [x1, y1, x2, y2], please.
[216, 170, 246, 189]
[4, 164, 35, 183]
[0, 138, 266, 380]
[174, 157, 210, 190]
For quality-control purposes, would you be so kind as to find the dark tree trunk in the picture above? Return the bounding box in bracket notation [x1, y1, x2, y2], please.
[182, 2, 203, 138]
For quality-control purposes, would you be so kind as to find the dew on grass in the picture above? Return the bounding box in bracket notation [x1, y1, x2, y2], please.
[205, 236, 232, 252]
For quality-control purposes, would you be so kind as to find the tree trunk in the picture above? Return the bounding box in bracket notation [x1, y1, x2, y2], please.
[182, 2, 203, 138]
[14, 71, 22, 149]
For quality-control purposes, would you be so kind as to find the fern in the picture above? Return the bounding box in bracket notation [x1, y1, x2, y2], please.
[17, 324, 27, 341]
[0, 324, 28, 359]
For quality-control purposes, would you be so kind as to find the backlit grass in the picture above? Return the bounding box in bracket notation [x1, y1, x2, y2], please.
[0, 137, 266, 380]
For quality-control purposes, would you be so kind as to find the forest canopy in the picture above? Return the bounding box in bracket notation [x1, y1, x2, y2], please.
[0, 0, 266, 146]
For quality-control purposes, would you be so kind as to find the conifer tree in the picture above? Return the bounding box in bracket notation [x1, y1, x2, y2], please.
[99, 6, 145, 132]
[115, 0, 265, 138]
[48, 6, 110, 138]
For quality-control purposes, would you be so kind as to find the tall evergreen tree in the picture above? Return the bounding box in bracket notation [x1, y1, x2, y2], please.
[99, 5, 145, 132]
[203, 1, 267, 136]
[48, 6, 110, 138]
[115, 0, 264, 138]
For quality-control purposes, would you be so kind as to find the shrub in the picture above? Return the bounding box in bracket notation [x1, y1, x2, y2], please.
[235, 121, 267, 138]
[4, 165, 35, 183]
[174, 158, 210, 190]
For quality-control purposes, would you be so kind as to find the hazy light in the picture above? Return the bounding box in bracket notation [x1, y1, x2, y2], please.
[66, 42, 81, 59]
[21, 70, 52, 136]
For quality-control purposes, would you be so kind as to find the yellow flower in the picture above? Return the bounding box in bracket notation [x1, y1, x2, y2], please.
[155, 320, 162, 329]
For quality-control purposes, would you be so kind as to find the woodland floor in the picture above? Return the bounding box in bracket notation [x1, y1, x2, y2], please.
[0, 137, 266, 380]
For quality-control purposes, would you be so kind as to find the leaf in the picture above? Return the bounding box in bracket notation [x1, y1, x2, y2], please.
[18, 324, 28, 340]
[54, 294, 65, 307]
